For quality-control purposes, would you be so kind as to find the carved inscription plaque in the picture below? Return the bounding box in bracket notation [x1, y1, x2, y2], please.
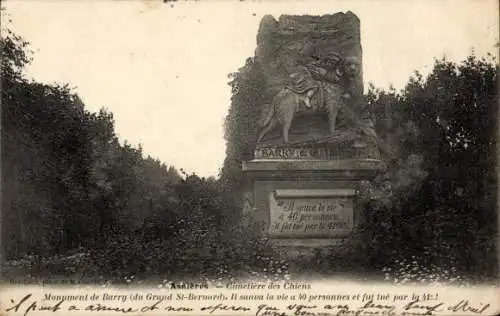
[255, 147, 352, 160]
[269, 189, 354, 238]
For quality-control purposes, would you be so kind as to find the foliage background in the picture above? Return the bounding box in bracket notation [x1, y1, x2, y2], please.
[1, 21, 497, 285]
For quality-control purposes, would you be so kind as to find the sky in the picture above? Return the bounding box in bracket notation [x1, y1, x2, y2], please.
[3, 0, 499, 177]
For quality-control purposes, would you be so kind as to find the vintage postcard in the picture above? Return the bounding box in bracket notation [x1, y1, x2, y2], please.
[1, 0, 498, 315]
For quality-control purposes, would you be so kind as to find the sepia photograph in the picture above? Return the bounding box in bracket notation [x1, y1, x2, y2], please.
[0, 0, 499, 315]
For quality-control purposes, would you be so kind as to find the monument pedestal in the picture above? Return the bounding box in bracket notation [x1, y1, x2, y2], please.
[242, 158, 385, 259]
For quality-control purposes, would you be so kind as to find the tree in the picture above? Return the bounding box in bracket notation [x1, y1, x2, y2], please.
[2, 23, 244, 282]
[363, 54, 497, 278]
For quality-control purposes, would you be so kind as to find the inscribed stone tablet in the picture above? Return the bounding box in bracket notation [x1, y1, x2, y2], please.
[268, 189, 354, 238]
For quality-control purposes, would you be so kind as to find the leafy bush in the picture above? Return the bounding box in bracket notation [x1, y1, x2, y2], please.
[382, 257, 468, 286]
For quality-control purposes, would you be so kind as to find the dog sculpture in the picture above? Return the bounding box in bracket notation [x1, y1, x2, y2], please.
[256, 81, 347, 144]
[256, 54, 360, 144]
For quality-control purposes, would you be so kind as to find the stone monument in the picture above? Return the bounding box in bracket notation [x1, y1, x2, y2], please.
[242, 12, 385, 257]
